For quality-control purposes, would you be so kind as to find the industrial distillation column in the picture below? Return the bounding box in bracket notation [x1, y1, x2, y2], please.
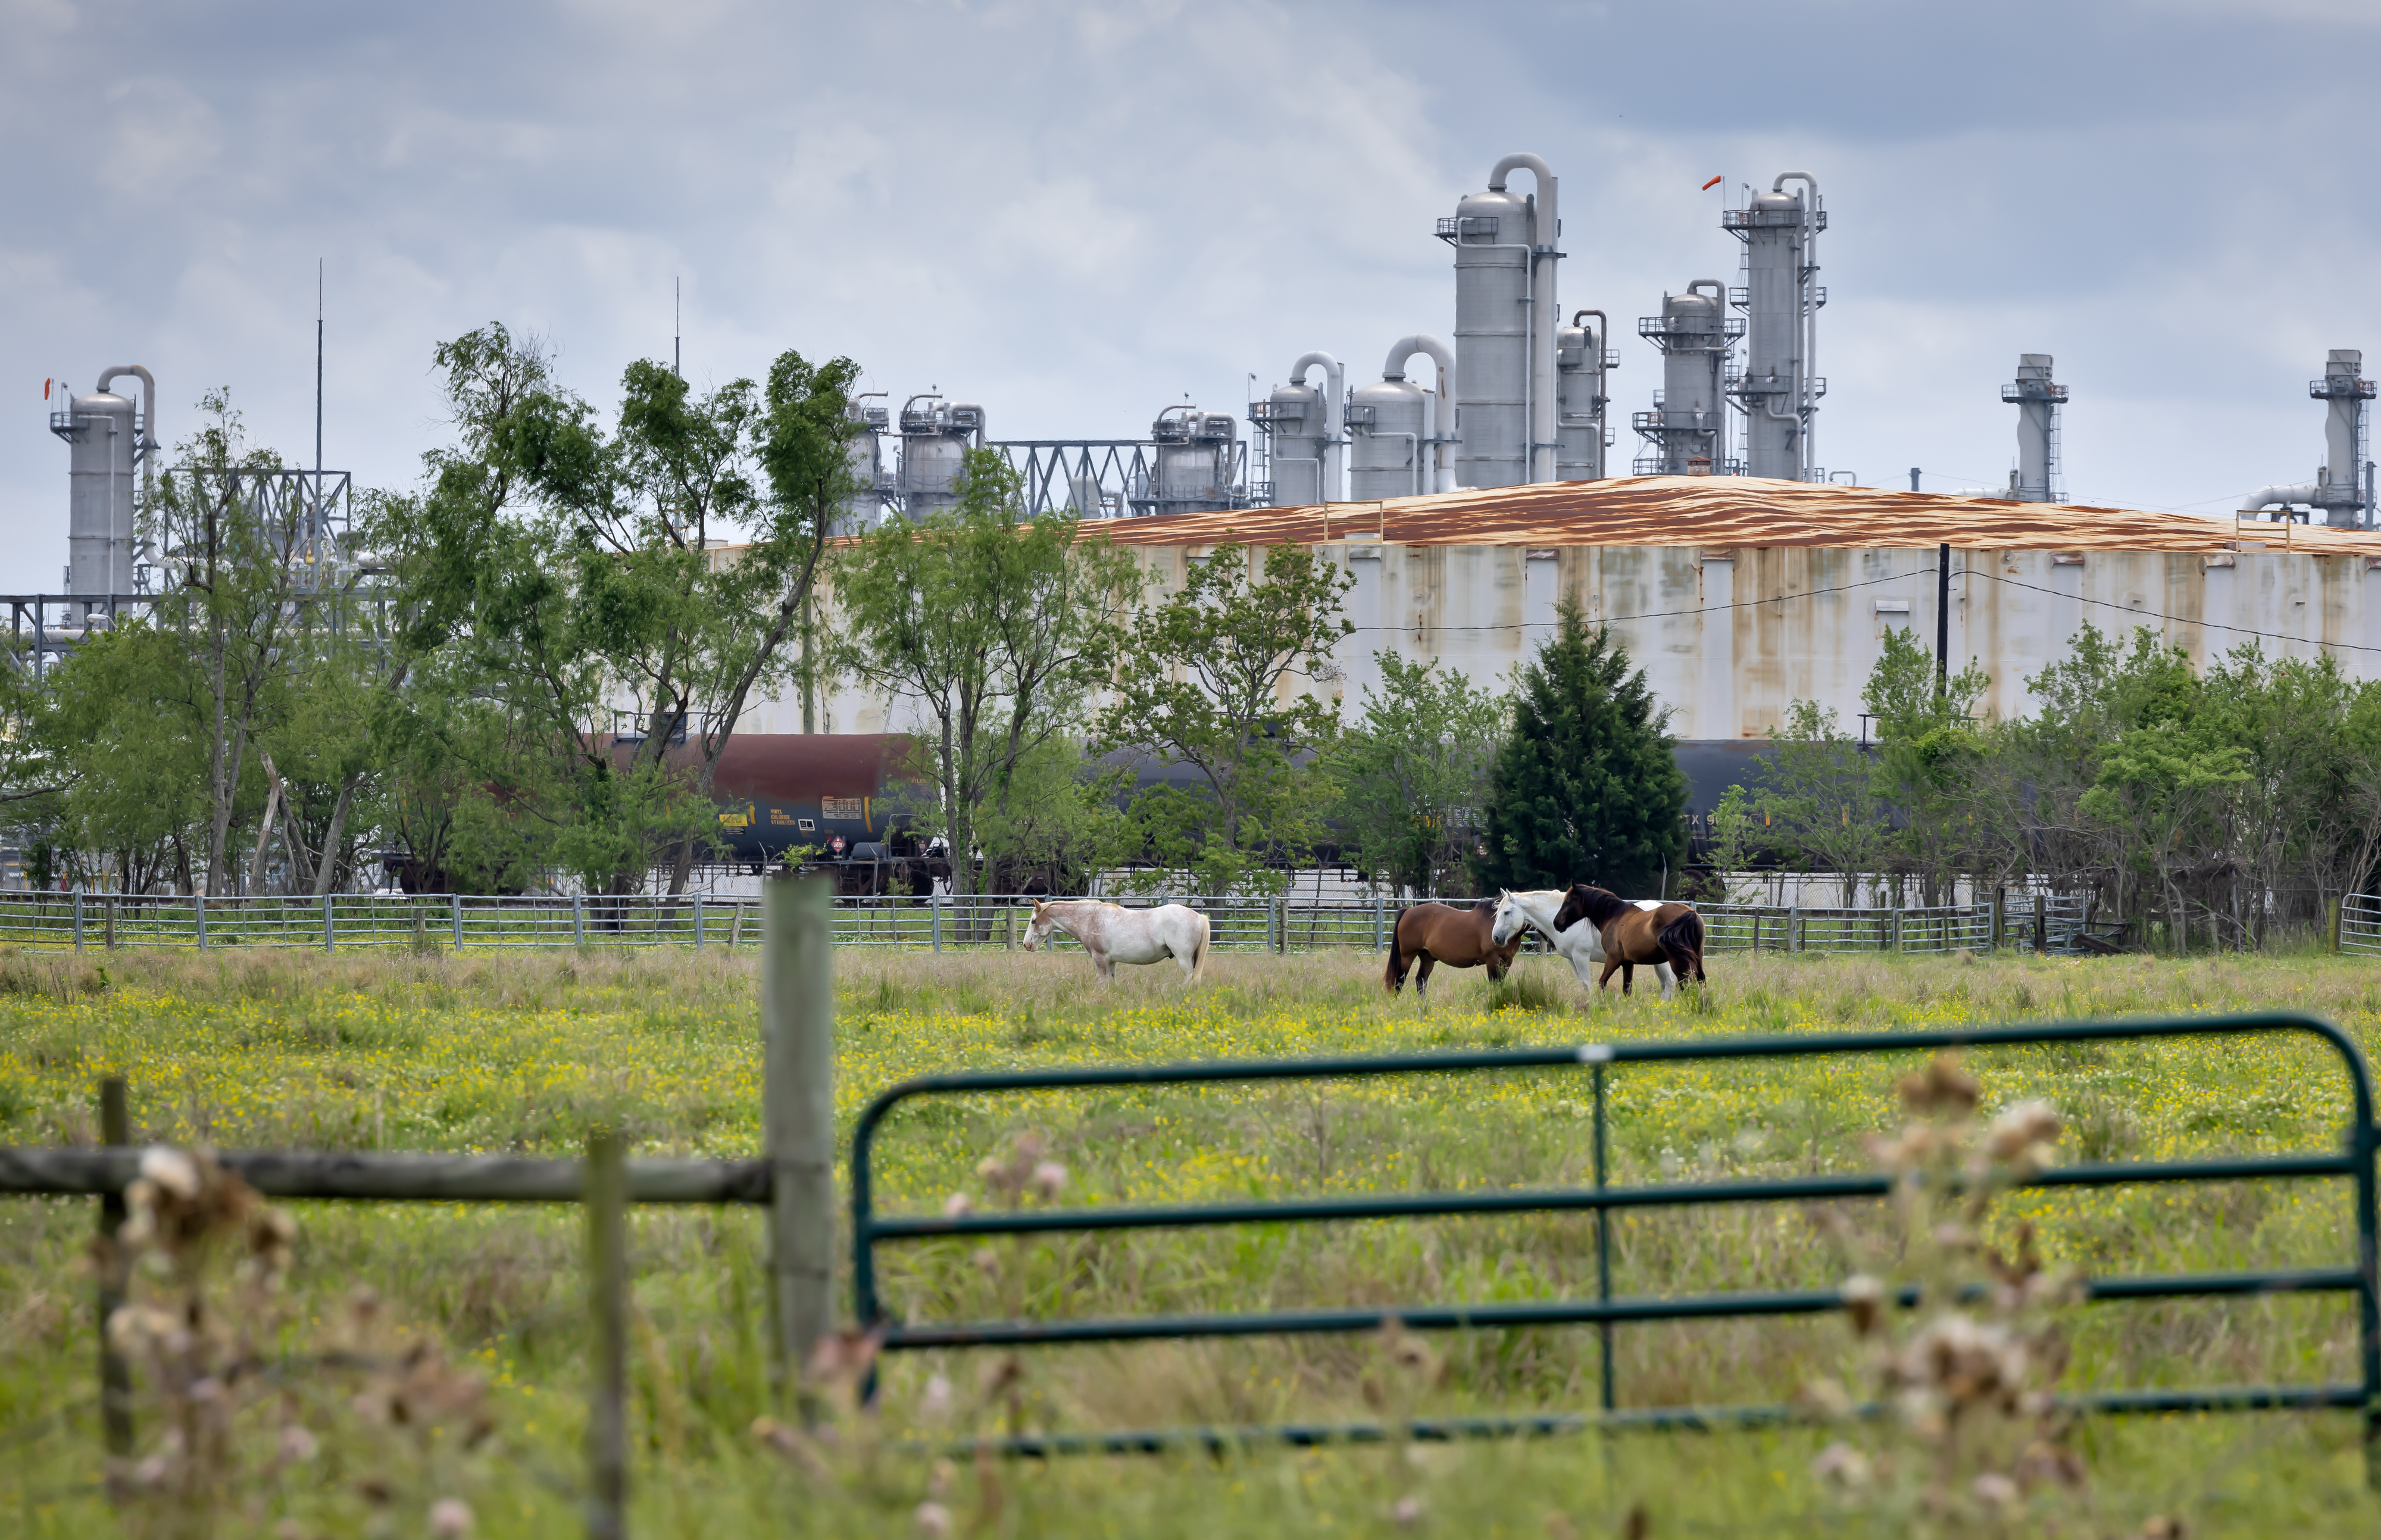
[2001, 355, 2067, 502]
[1253, 353, 1345, 506]
[1724, 173, 1825, 481]
[1442, 154, 1560, 488]
[1632, 283, 1739, 474]
[50, 364, 158, 608]
[1555, 311, 1614, 482]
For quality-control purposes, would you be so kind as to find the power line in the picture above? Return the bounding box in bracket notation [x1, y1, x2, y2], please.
[1963, 566, 2381, 656]
[1346, 569, 1921, 632]
[1347, 563, 2381, 658]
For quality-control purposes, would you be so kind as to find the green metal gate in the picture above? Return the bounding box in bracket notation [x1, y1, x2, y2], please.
[851, 1011, 2380, 1456]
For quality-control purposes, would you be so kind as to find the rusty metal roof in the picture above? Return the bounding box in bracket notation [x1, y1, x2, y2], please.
[1085, 476, 2381, 555]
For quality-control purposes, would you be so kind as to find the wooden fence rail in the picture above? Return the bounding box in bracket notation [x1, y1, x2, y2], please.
[0, 873, 840, 1540]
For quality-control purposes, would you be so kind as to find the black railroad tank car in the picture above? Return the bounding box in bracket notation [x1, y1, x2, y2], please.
[702, 734, 930, 866]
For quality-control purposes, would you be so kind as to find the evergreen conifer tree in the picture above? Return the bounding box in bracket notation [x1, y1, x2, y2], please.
[1474, 598, 1688, 895]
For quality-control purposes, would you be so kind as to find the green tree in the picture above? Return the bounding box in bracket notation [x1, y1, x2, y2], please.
[974, 736, 1131, 896]
[1754, 700, 1888, 908]
[1325, 652, 1505, 898]
[1704, 783, 1763, 903]
[413, 327, 857, 894]
[2080, 719, 2247, 944]
[1473, 599, 1686, 896]
[1864, 624, 1991, 904]
[148, 389, 315, 894]
[35, 621, 212, 892]
[829, 448, 1139, 899]
[1097, 543, 1353, 897]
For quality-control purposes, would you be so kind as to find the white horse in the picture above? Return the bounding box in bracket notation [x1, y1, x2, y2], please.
[1490, 888, 1679, 1000]
[1020, 899, 1210, 983]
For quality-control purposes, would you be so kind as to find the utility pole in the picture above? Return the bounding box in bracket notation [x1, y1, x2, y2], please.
[1936, 542, 1951, 695]
[674, 277, 682, 380]
[1909, 467, 1920, 493]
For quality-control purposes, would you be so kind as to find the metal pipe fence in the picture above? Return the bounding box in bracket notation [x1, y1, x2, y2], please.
[2346, 893, 2381, 957]
[0, 886, 2232, 958]
[851, 1010, 2381, 1459]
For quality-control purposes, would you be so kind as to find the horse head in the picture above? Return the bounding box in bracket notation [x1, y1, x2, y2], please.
[1555, 884, 1627, 933]
[1020, 898, 1055, 952]
[1489, 889, 1529, 947]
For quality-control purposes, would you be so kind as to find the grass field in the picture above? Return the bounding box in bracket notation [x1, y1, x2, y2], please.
[4, 940, 2381, 1536]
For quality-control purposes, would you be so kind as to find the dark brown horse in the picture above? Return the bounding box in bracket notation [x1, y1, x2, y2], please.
[1551, 885, 1707, 998]
[1384, 901, 1524, 1002]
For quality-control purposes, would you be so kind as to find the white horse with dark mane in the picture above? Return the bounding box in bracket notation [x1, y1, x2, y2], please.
[1020, 899, 1210, 983]
[1490, 887, 1678, 999]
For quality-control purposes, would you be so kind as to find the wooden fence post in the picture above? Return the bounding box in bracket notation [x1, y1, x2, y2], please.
[584, 1129, 627, 1540]
[453, 894, 465, 950]
[763, 874, 836, 1410]
[2330, 897, 2345, 955]
[322, 895, 335, 956]
[2033, 894, 2048, 956]
[104, 896, 117, 951]
[96, 1077, 134, 1475]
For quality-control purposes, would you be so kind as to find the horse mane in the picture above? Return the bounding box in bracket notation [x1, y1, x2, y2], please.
[1554, 884, 1629, 932]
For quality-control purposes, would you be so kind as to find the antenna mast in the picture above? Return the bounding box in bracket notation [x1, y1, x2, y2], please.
[674, 277, 681, 379]
[315, 259, 325, 564]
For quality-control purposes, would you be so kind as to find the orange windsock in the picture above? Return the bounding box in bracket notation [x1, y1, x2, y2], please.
[1701, 175, 1723, 191]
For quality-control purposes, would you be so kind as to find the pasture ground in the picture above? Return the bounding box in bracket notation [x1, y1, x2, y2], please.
[2, 940, 2380, 1535]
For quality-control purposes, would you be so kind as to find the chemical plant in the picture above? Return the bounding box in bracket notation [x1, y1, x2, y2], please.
[26, 148, 2381, 769]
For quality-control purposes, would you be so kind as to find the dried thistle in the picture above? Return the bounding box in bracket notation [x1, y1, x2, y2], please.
[1807, 1054, 2086, 1529]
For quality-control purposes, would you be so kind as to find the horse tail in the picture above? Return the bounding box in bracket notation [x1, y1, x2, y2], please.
[1189, 910, 1211, 983]
[1383, 931, 1402, 992]
[1660, 909, 1705, 979]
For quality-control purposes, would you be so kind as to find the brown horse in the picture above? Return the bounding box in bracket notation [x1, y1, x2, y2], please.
[1384, 901, 1524, 1002]
[1550, 885, 1706, 998]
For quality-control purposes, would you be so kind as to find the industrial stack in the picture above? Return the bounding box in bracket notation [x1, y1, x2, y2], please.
[2236, 351, 2375, 529]
[48, 366, 157, 607]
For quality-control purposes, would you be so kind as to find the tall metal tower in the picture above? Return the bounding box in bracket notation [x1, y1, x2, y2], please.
[1722, 172, 1826, 480]
[2001, 355, 2067, 502]
[1632, 282, 1741, 474]
[1555, 310, 1615, 481]
[2311, 350, 2373, 529]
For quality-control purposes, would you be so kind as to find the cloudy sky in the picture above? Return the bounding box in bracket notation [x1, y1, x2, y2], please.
[4, 0, 2376, 588]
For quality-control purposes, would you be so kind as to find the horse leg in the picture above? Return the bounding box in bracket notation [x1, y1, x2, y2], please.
[1654, 960, 1677, 1001]
[1596, 958, 1621, 993]
[1385, 944, 1410, 995]
[1415, 953, 1436, 1007]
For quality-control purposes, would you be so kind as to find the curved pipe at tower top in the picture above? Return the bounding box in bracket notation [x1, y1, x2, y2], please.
[96, 365, 157, 456]
[1288, 352, 1346, 502]
[1686, 279, 1727, 304]
[1486, 154, 1559, 485]
[1382, 334, 1454, 386]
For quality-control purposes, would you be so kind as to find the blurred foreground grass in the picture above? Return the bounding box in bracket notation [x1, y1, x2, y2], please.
[1, 941, 2379, 1535]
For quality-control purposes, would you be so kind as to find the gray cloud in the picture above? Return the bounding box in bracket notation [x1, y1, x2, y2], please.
[4, 0, 2377, 586]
